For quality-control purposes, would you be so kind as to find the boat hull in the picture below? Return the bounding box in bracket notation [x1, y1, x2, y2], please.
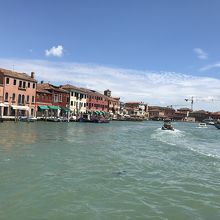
[214, 123, 220, 129]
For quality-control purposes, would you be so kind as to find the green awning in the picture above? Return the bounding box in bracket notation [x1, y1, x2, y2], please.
[61, 107, 70, 112]
[48, 106, 61, 110]
[95, 111, 100, 115]
[38, 105, 49, 110]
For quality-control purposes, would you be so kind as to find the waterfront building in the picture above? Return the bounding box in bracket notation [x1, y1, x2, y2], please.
[124, 102, 146, 117]
[104, 89, 120, 115]
[210, 112, 220, 121]
[148, 106, 175, 120]
[0, 78, 4, 118]
[61, 84, 87, 115]
[36, 84, 53, 118]
[81, 88, 109, 113]
[189, 110, 210, 122]
[0, 68, 37, 118]
[37, 83, 69, 117]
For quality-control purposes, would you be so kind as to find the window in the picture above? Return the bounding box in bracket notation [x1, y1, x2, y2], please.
[84, 103, 86, 107]
[54, 94, 59, 102]
[27, 95, 29, 103]
[6, 78, 9, 84]
[32, 96, 35, 103]
[59, 94, 62, 102]
[18, 94, 22, 104]
[22, 95, 25, 104]
[71, 92, 74, 96]
[5, 92, 8, 101]
[12, 93, 16, 101]
[19, 81, 22, 88]
[28, 82, 30, 88]
[33, 83, 35, 89]
[13, 79, 16, 85]
[71, 101, 73, 106]
[23, 81, 26, 88]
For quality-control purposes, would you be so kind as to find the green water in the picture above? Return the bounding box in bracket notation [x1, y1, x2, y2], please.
[0, 121, 220, 220]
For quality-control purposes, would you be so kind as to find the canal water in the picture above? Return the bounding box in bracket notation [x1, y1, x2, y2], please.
[0, 121, 220, 220]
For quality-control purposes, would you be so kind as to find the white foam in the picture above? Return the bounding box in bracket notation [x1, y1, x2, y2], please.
[151, 127, 185, 146]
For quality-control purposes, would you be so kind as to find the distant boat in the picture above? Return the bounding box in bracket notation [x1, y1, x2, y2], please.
[18, 116, 37, 122]
[203, 118, 215, 125]
[198, 123, 207, 128]
[162, 118, 174, 131]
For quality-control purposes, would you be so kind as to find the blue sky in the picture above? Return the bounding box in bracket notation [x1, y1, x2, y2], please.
[1, 0, 220, 110]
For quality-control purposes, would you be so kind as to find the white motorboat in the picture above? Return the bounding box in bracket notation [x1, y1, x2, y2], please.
[198, 123, 207, 128]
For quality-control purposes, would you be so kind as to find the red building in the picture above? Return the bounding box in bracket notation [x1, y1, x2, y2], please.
[36, 83, 69, 117]
[81, 88, 108, 112]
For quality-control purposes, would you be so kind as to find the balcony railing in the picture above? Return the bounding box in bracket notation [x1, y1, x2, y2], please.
[18, 86, 26, 91]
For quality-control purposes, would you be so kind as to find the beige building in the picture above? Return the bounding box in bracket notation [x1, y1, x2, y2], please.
[124, 102, 145, 117]
[104, 89, 120, 115]
[61, 84, 87, 115]
[0, 68, 37, 118]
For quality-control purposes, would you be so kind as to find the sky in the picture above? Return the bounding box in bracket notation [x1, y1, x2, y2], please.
[1, 0, 220, 111]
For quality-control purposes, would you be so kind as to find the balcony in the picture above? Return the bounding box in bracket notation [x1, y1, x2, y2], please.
[18, 86, 26, 91]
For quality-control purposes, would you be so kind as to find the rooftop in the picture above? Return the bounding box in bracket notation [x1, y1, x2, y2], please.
[38, 83, 68, 93]
[0, 68, 37, 82]
[61, 84, 86, 93]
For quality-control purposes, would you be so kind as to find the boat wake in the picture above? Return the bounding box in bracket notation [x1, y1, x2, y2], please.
[151, 128, 220, 160]
[151, 128, 185, 146]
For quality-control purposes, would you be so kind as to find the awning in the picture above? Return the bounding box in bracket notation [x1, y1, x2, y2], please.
[61, 107, 70, 112]
[48, 106, 61, 110]
[0, 103, 9, 107]
[38, 105, 49, 110]
[11, 105, 30, 111]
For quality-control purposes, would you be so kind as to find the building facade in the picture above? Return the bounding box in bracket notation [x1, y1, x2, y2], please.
[81, 88, 109, 112]
[35, 85, 53, 117]
[36, 83, 69, 117]
[124, 102, 146, 117]
[148, 106, 175, 119]
[104, 89, 120, 115]
[61, 84, 87, 115]
[0, 68, 37, 118]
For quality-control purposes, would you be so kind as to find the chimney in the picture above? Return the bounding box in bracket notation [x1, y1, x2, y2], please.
[31, 72, 35, 78]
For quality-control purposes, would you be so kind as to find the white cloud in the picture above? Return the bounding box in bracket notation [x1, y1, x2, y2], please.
[200, 62, 220, 71]
[1, 58, 220, 111]
[193, 48, 208, 60]
[45, 45, 63, 57]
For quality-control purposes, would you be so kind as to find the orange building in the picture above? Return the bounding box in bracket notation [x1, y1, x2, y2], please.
[0, 68, 37, 118]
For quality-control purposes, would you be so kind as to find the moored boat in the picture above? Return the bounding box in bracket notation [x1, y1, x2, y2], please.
[214, 121, 220, 129]
[18, 116, 37, 122]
